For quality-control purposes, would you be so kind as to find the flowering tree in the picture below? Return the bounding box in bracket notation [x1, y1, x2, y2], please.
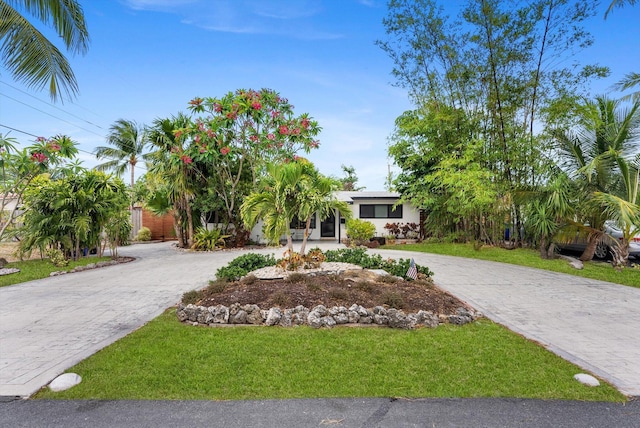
[172, 88, 321, 245]
[0, 134, 78, 240]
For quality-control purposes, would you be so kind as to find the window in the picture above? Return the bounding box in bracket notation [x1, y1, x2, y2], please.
[359, 204, 403, 219]
[290, 214, 316, 229]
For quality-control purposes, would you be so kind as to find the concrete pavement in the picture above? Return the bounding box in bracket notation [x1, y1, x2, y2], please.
[1, 242, 639, 400]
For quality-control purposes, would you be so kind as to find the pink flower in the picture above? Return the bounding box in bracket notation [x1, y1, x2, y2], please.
[252, 102, 262, 110]
[48, 143, 61, 151]
[291, 128, 301, 135]
[31, 152, 47, 163]
[310, 140, 320, 148]
[271, 111, 280, 118]
[207, 129, 215, 138]
[267, 133, 275, 140]
[214, 103, 223, 113]
[279, 125, 289, 135]
[170, 146, 179, 153]
[220, 146, 231, 155]
[181, 155, 193, 164]
[195, 135, 201, 143]
[36, 136, 47, 143]
[226, 112, 237, 120]
[189, 97, 203, 107]
[249, 135, 258, 142]
[174, 129, 183, 139]
[301, 118, 310, 129]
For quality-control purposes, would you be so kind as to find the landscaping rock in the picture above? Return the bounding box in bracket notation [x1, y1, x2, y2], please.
[415, 310, 440, 328]
[387, 309, 417, 330]
[49, 373, 82, 392]
[209, 305, 229, 324]
[574, 373, 600, 387]
[244, 304, 263, 325]
[265, 307, 282, 326]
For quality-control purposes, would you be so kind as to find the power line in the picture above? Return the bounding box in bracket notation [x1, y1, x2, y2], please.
[0, 93, 106, 138]
[0, 80, 105, 131]
[0, 123, 147, 172]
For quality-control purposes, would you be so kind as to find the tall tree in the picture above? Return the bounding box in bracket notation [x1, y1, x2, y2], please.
[146, 113, 200, 248]
[179, 88, 321, 245]
[379, 0, 606, 243]
[339, 164, 365, 191]
[0, 0, 89, 101]
[95, 119, 149, 190]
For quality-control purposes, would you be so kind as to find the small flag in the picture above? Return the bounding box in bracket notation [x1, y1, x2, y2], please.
[406, 258, 418, 280]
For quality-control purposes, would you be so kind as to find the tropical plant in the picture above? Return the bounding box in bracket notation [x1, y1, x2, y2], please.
[178, 89, 321, 242]
[95, 119, 149, 191]
[0, 134, 78, 240]
[0, 0, 89, 101]
[191, 227, 230, 251]
[240, 161, 307, 253]
[18, 170, 130, 261]
[554, 96, 640, 265]
[146, 113, 200, 248]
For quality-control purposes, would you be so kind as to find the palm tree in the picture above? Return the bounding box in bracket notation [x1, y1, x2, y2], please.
[146, 114, 199, 248]
[297, 165, 352, 255]
[555, 96, 640, 264]
[240, 161, 307, 254]
[605, 0, 637, 18]
[0, 0, 89, 101]
[95, 119, 149, 191]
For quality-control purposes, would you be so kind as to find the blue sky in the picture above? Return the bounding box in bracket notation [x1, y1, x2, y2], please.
[1, 0, 639, 190]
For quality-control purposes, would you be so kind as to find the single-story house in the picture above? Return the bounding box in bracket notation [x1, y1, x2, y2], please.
[246, 191, 421, 244]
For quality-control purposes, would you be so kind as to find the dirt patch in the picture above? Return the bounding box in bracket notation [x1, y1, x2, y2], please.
[194, 272, 468, 314]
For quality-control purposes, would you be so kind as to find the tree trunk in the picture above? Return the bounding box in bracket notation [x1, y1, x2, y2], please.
[539, 236, 549, 259]
[579, 231, 602, 262]
[299, 217, 312, 256]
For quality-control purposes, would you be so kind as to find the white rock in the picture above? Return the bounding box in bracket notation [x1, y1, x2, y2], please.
[574, 373, 600, 387]
[49, 373, 82, 391]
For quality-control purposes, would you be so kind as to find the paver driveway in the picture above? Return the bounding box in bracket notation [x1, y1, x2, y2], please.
[1, 242, 639, 398]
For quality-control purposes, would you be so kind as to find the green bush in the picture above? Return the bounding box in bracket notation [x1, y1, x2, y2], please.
[324, 247, 433, 279]
[216, 253, 276, 282]
[45, 248, 69, 267]
[345, 219, 376, 245]
[182, 290, 201, 305]
[134, 227, 152, 242]
[191, 227, 230, 251]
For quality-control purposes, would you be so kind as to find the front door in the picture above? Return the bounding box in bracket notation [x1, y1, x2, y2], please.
[320, 212, 336, 238]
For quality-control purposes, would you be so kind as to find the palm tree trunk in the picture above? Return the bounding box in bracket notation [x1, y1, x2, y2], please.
[300, 217, 312, 256]
[579, 231, 602, 262]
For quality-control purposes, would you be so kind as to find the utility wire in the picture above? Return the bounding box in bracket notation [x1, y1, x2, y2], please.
[0, 80, 105, 131]
[0, 123, 147, 172]
[0, 93, 106, 138]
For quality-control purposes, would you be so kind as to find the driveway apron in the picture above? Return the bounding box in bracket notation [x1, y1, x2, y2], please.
[1, 243, 639, 398]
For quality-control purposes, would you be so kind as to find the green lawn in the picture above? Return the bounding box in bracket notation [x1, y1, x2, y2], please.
[35, 310, 624, 401]
[385, 242, 640, 288]
[0, 256, 112, 287]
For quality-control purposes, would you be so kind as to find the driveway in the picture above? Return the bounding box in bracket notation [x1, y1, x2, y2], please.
[1, 242, 639, 398]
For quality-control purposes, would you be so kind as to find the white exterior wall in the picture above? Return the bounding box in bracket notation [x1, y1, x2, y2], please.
[339, 197, 421, 240]
[237, 192, 421, 244]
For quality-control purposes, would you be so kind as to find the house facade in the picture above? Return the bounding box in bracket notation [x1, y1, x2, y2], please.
[246, 191, 421, 244]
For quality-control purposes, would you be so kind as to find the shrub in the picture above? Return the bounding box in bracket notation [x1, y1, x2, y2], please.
[382, 291, 404, 308]
[324, 247, 433, 280]
[182, 290, 201, 305]
[191, 227, 231, 251]
[134, 227, 152, 242]
[207, 280, 227, 293]
[345, 219, 376, 246]
[216, 253, 276, 281]
[46, 248, 68, 267]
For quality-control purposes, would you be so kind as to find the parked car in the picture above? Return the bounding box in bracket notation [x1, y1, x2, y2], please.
[556, 222, 640, 260]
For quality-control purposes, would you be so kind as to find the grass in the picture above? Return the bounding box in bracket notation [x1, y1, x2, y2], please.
[0, 256, 112, 288]
[35, 309, 625, 402]
[385, 242, 640, 288]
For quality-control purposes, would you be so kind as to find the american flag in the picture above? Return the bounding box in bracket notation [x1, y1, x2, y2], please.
[406, 258, 418, 280]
